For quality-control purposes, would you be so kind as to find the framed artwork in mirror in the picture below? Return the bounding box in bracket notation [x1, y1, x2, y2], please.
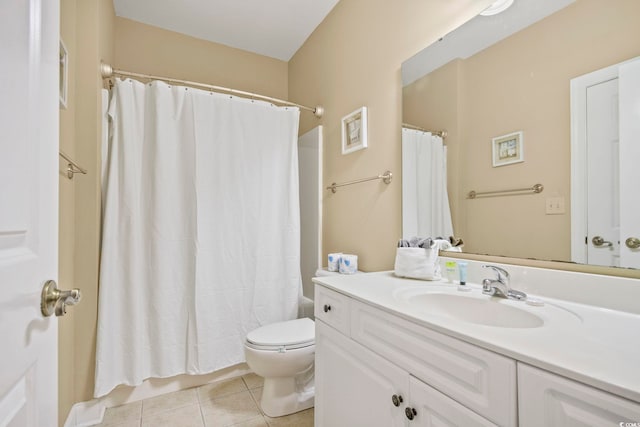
[492, 131, 523, 167]
[59, 39, 68, 109]
[341, 106, 368, 154]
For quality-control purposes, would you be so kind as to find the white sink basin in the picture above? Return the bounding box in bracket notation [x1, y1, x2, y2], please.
[394, 287, 582, 329]
[408, 293, 543, 328]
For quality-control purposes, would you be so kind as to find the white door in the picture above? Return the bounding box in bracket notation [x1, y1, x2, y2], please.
[619, 59, 640, 268]
[586, 78, 620, 267]
[315, 320, 409, 427]
[0, 0, 60, 426]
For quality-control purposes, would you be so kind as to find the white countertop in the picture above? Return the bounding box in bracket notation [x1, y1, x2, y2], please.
[312, 271, 640, 403]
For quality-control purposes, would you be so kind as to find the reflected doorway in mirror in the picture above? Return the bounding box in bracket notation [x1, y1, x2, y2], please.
[492, 131, 524, 167]
[341, 106, 368, 154]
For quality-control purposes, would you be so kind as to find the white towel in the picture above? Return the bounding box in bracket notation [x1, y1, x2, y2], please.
[394, 247, 441, 280]
[433, 239, 462, 252]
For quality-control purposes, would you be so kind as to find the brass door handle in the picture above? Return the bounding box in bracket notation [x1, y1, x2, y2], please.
[41, 280, 81, 317]
[592, 236, 613, 248]
[626, 237, 640, 249]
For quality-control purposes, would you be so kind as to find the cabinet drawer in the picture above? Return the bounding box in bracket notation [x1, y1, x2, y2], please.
[518, 363, 640, 426]
[409, 376, 497, 426]
[350, 300, 517, 427]
[314, 285, 350, 336]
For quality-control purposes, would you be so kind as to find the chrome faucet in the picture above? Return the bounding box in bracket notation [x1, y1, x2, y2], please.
[482, 265, 527, 300]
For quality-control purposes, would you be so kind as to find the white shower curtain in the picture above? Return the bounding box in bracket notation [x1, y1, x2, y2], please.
[95, 79, 302, 397]
[402, 128, 454, 239]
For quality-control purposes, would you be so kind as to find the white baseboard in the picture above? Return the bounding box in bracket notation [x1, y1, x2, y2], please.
[63, 363, 251, 426]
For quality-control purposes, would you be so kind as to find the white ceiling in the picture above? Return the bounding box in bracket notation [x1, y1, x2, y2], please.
[112, 0, 340, 61]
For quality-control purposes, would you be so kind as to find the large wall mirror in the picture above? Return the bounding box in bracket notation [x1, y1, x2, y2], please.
[401, 0, 640, 270]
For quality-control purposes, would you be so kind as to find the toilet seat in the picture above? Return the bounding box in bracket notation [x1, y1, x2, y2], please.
[246, 318, 315, 351]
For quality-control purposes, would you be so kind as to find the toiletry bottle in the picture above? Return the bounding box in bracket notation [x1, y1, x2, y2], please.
[445, 261, 457, 283]
[457, 262, 471, 291]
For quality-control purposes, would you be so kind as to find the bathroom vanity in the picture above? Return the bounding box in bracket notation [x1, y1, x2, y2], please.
[312, 265, 640, 426]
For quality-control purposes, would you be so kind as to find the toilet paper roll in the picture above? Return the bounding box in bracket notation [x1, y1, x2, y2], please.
[339, 254, 358, 274]
[327, 253, 342, 272]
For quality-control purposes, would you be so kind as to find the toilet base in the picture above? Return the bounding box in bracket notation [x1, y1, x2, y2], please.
[260, 368, 315, 417]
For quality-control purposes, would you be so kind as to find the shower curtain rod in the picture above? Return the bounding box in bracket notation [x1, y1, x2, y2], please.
[100, 62, 324, 118]
[402, 123, 448, 139]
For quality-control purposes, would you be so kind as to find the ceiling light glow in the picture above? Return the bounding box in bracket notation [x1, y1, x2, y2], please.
[480, 0, 514, 16]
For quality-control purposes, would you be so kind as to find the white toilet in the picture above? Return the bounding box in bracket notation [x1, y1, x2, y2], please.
[244, 317, 315, 417]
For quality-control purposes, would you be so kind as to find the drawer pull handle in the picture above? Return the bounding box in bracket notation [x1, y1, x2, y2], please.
[392, 394, 403, 407]
[323, 304, 332, 312]
[405, 407, 417, 420]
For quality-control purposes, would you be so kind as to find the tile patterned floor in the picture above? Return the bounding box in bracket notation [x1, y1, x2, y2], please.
[95, 374, 314, 427]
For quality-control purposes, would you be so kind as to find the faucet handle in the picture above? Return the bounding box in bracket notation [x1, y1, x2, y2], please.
[482, 265, 510, 282]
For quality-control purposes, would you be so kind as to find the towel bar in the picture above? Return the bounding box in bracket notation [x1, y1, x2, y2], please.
[326, 170, 392, 193]
[467, 183, 543, 199]
[59, 151, 87, 179]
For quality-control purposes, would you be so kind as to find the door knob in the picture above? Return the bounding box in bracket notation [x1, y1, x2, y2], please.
[592, 236, 613, 247]
[626, 237, 640, 249]
[41, 280, 81, 317]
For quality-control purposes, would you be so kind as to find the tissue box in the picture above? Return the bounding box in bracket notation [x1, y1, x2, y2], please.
[394, 247, 441, 280]
[328, 253, 342, 272]
[339, 254, 358, 274]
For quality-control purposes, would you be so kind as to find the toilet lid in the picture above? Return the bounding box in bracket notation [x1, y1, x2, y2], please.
[246, 318, 315, 348]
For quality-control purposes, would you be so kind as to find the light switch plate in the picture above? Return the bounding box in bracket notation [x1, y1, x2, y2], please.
[545, 197, 565, 215]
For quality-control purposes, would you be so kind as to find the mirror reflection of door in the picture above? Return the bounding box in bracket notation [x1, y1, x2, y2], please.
[571, 57, 640, 268]
[587, 76, 619, 267]
[619, 59, 640, 269]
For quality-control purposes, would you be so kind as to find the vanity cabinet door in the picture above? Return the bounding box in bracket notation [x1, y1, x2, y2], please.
[518, 363, 640, 426]
[315, 320, 409, 427]
[408, 376, 497, 427]
[350, 299, 517, 427]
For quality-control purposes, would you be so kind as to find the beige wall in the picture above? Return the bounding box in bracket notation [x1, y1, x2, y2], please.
[114, 17, 288, 99]
[72, 0, 114, 406]
[58, 0, 115, 423]
[58, 0, 77, 424]
[289, 0, 494, 271]
[403, 0, 640, 262]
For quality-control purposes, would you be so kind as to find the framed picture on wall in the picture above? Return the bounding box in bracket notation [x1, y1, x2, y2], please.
[492, 131, 523, 167]
[341, 106, 368, 154]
